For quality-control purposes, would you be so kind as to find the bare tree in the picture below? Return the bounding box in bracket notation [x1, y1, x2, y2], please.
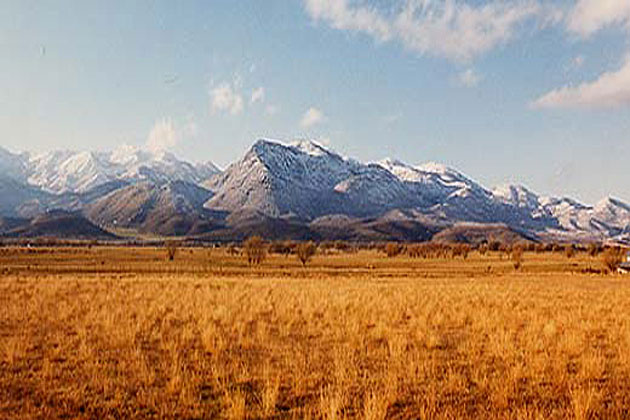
[511, 245, 524, 271]
[602, 247, 624, 273]
[587, 243, 602, 257]
[296, 241, 317, 266]
[165, 240, 179, 261]
[243, 236, 267, 265]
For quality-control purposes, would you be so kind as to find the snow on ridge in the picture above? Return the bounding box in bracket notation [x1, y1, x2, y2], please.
[3, 138, 630, 241]
[289, 139, 331, 157]
[416, 161, 451, 175]
[21, 146, 220, 194]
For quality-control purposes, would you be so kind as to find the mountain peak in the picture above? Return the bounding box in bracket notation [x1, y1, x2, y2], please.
[378, 158, 409, 168]
[493, 183, 541, 210]
[110, 144, 145, 165]
[290, 139, 332, 157]
[416, 161, 454, 175]
[493, 183, 537, 198]
[595, 196, 630, 212]
[2, 138, 630, 243]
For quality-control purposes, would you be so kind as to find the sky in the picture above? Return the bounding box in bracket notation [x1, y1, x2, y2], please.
[1, 0, 629, 204]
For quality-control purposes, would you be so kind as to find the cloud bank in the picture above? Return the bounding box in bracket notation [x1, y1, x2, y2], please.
[532, 57, 630, 109]
[567, 0, 630, 38]
[304, 0, 557, 62]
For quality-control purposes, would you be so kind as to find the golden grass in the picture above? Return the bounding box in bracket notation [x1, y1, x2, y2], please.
[1, 247, 630, 419]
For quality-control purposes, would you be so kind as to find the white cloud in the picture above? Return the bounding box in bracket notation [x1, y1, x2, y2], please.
[458, 68, 481, 87]
[532, 57, 630, 109]
[250, 87, 265, 104]
[304, 0, 556, 62]
[305, 0, 392, 41]
[145, 117, 198, 153]
[567, 0, 630, 38]
[209, 82, 244, 115]
[300, 107, 326, 128]
[146, 118, 178, 153]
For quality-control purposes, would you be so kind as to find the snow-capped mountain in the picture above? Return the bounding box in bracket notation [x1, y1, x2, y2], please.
[0, 139, 629, 242]
[25, 145, 220, 194]
[541, 196, 630, 238]
[204, 139, 427, 219]
[377, 158, 483, 203]
[201, 138, 629, 241]
[493, 184, 542, 212]
[28, 151, 118, 194]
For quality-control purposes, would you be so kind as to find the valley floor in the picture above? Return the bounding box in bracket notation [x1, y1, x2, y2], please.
[1, 248, 630, 419]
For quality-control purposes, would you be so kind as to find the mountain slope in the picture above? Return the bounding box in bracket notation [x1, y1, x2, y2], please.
[0, 147, 28, 182]
[0, 139, 629, 242]
[205, 139, 428, 219]
[85, 181, 214, 236]
[28, 151, 118, 194]
[432, 223, 535, 245]
[0, 175, 50, 218]
[1, 211, 116, 239]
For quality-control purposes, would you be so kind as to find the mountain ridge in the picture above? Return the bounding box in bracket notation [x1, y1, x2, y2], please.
[0, 140, 628, 243]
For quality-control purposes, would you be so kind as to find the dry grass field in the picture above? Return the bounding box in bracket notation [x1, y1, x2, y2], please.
[1, 246, 630, 419]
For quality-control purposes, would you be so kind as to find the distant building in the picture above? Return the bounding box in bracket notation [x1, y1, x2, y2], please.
[619, 252, 630, 274]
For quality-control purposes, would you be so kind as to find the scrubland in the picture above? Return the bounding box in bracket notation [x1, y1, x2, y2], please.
[1, 246, 630, 419]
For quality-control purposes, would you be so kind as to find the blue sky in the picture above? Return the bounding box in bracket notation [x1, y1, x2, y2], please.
[1, 0, 629, 203]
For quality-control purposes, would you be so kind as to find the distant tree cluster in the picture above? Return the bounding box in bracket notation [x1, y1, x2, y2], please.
[380, 242, 473, 259]
[242, 237, 319, 266]
[243, 236, 267, 265]
[318, 240, 356, 254]
[153, 237, 627, 276]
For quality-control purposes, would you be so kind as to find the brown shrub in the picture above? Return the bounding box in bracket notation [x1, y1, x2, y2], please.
[269, 241, 292, 256]
[601, 248, 624, 273]
[243, 236, 267, 265]
[296, 241, 317, 266]
[165, 241, 179, 261]
[511, 245, 524, 271]
[587, 243, 602, 257]
[406, 244, 423, 258]
[452, 244, 471, 259]
[565, 245, 576, 259]
[384, 242, 403, 258]
[334, 240, 354, 253]
[488, 241, 502, 252]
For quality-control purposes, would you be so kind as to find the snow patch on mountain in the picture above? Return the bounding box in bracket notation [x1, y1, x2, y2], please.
[24, 146, 220, 194]
[2, 139, 630, 242]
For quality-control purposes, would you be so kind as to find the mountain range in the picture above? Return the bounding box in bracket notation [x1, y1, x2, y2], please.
[0, 139, 628, 244]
